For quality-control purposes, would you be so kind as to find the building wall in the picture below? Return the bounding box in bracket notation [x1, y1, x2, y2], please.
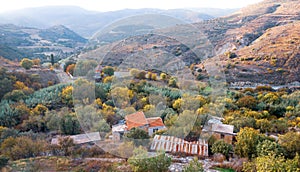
[148, 126, 165, 136]
[212, 133, 233, 144]
[224, 135, 233, 144]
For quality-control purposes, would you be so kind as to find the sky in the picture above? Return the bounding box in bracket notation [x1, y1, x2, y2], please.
[0, 0, 263, 13]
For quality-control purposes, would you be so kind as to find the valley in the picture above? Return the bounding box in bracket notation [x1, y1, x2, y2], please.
[0, 0, 299, 172]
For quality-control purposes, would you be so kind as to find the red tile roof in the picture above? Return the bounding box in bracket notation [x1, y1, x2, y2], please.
[125, 111, 148, 130]
[125, 112, 165, 130]
[147, 117, 165, 127]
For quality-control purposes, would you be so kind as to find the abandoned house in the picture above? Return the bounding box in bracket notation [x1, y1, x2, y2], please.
[202, 118, 236, 144]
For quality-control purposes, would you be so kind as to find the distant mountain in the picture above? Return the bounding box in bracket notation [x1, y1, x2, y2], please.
[0, 24, 86, 61]
[39, 25, 87, 46]
[0, 6, 237, 38]
[188, 8, 238, 17]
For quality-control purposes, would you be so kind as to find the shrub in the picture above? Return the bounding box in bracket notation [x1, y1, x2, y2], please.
[225, 51, 237, 59]
[0, 136, 47, 160]
[236, 95, 257, 109]
[103, 66, 114, 76]
[212, 140, 233, 159]
[235, 127, 260, 158]
[256, 140, 284, 157]
[20, 58, 34, 70]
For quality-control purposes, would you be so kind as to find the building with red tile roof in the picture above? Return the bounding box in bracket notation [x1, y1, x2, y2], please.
[125, 111, 149, 130]
[123, 111, 166, 136]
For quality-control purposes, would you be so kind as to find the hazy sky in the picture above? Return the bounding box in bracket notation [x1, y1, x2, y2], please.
[0, 0, 263, 13]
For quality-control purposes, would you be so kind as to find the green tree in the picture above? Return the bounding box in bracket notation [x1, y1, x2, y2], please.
[0, 78, 13, 99]
[0, 103, 19, 127]
[60, 113, 81, 135]
[96, 119, 110, 133]
[21, 115, 47, 132]
[212, 140, 233, 159]
[110, 87, 133, 109]
[126, 128, 149, 140]
[45, 109, 62, 132]
[125, 128, 150, 146]
[50, 54, 54, 65]
[75, 105, 111, 132]
[20, 58, 34, 70]
[235, 127, 260, 158]
[167, 110, 197, 139]
[279, 131, 300, 158]
[103, 66, 114, 76]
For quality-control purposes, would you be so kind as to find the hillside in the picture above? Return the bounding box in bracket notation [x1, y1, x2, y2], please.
[0, 6, 236, 38]
[0, 24, 86, 61]
[214, 0, 300, 85]
[81, 0, 300, 85]
[221, 22, 300, 85]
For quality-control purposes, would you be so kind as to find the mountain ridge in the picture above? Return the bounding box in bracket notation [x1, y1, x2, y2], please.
[0, 6, 237, 38]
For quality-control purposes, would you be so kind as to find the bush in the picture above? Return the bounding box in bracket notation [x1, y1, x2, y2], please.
[20, 58, 33, 70]
[212, 140, 233, 159]
[225, 51, 237, 59]
[103, 66, 114, 76]
[243, 153, 300, 172]
[279, 132, 300, 159]
[256, 140, 284, 157]
[125, 128, 150, 146]
[236, 95, 257, 109]
[235, 127, 260, 159]
[0, 136, 47, 160]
